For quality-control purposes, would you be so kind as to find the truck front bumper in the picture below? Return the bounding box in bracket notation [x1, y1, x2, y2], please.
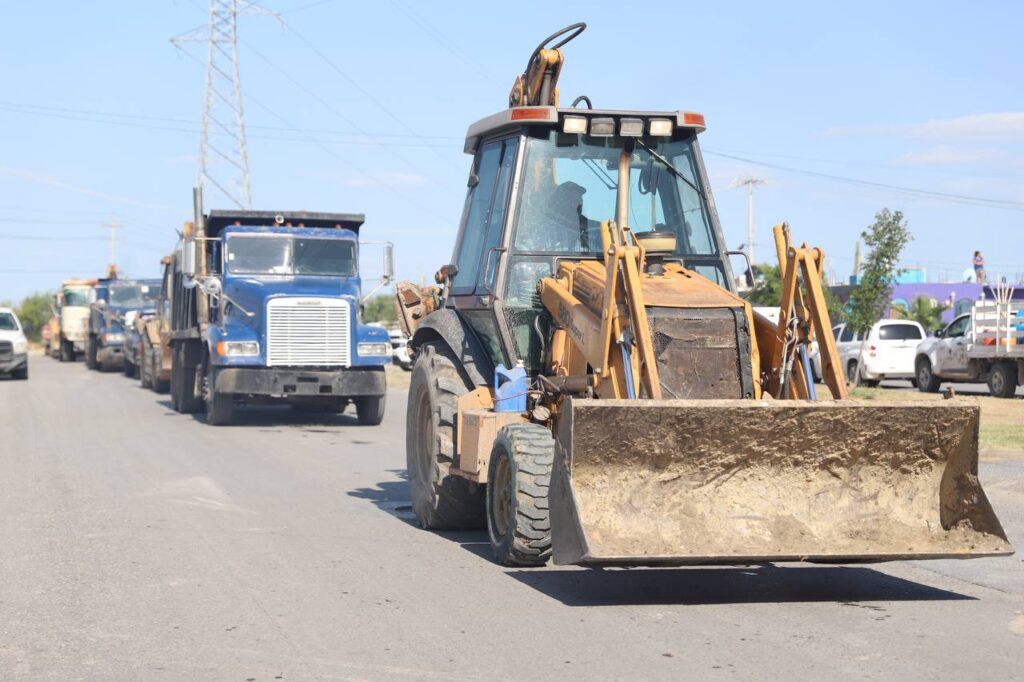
[0, 352, 27, 373]
[214, 366, 386, 398]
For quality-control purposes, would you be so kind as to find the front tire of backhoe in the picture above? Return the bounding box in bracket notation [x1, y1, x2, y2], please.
[407, 342, 485, 529]
[486, 424, 554, 567]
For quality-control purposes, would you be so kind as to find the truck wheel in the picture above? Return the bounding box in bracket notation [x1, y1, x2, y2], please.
[122, 358, 135, 377]
[140, 348, 152, 388]
[486, 424, 554, 567]
[59, 336, 72, 362]
[151, 349, 169, 393]
[86, 336, 98, 370]
[205, 365, 234, 425]
[407, 341, 485, 529]
[916, 357, 941, 393]
[355, 395, 385, 426]
[172, 344, 202, 414]
[12, 365, 28, 381]
[988, 362, 1018, 399]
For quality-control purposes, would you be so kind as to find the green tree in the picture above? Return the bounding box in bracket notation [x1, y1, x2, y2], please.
[891, 296, 946, 331]
[362, 294, 398, 326]
[746, 263, 782, 306]
[746, 262, 845, 324]
[16, 292, 54, 342]
[846, 209, 913, 385]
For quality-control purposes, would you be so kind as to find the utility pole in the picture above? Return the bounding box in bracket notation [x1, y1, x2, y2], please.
[852, 240, 861, 285]
[733, 177, 765, 265]
[172, 1, 275, 209]
[101, 215, 122, 279]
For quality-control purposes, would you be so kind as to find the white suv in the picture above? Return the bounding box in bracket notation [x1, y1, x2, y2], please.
[824, 320, 925, 387]
[0, 307, 29, 380]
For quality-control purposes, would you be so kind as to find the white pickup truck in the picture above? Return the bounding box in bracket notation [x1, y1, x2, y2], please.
[915, 301, 1024, 398]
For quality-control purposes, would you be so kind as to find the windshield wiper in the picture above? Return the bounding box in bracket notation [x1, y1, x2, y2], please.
[635, 140, 701, 195]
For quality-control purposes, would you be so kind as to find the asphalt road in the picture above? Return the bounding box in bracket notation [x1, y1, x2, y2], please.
[2, 358, 1022, 680]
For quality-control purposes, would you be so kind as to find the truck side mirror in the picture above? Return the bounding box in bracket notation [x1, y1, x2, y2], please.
[382, 242, 395, 284]
[727, 250, 755, 294]
[934, 328, 945, 338]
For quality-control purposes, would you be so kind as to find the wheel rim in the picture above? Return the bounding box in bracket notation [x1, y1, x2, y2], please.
[414, 388, 434, 486]
[491, 454, 512, 538]
[847, 362, 857, 382]
[992, 372, 1004, 394]
[919, 364, 930, 386]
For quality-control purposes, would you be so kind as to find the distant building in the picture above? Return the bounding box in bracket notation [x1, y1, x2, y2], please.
[828, 282, 1023, 327]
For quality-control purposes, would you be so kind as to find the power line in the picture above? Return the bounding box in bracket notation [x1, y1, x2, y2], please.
[173, 46, 454, 222]
[0, 99, 460, 140]
[272, 15, 464, 173]
[704, 149, 1024, 211]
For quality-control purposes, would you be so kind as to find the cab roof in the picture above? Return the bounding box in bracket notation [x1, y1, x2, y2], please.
[464, 106, 706, 153]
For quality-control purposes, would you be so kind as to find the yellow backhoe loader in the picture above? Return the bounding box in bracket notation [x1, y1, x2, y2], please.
[397, 23, 1012, 566]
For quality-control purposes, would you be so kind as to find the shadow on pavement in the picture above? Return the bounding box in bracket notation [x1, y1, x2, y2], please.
[154, 399, 360, 427]
[505, 564, 973, 606]
[347, 476, 973, 606]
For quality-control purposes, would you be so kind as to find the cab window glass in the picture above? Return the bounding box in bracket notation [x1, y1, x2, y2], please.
[946, 316, 969, 337]
[452, 141, 502, 293]
[878, 324, 923, 340]
[839, 326, 854, 342]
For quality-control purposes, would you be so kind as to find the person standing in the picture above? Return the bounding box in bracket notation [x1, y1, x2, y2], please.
[973, 251, 986, 283]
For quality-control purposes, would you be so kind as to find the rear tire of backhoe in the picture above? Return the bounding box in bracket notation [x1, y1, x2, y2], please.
[407, 341, 485, 530]
[486, 424, 554, 567]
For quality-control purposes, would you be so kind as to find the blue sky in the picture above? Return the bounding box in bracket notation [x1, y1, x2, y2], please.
[2, 0, 1022, 301]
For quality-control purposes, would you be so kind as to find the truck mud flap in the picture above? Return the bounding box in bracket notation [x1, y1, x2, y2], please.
[549, 398, 1013, 566]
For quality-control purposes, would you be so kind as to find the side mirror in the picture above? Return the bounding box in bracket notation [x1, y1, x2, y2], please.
[934, 328, 945, 338]
[382, 242, 395, 284]
[727, 250, 755, 294]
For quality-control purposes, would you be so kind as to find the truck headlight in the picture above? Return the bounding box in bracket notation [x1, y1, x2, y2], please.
[217, 341, 259, 357]
[13, 339, 28, 354]
[358, 342, 390, 356]
[103, 332, 124, 344]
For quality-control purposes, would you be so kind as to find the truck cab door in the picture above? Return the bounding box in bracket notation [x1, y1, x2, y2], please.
[941, 315, 971, 375]
[447, 136, 520, 368]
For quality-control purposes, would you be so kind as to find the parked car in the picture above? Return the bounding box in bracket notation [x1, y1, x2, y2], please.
[827, 320, 925, 387]
[0, 307, 29, 380]
[390, 328, 412, 370]
[915, 302, 1024, 398]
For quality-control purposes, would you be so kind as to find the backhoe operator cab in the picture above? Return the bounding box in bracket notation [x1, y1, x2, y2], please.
[440, 108, 735, 374]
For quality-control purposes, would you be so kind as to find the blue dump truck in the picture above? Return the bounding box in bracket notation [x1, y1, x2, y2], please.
[86, 278, 160, 372]
[169, 189, 393, 426]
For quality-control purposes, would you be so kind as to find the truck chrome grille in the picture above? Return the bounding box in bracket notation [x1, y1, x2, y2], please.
[0, 340, 11, 359]
[266, 297, 351, 367]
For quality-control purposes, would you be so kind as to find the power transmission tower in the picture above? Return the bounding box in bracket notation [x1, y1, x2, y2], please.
[732, 177, 765, 266]
[172, 1, 275, 209]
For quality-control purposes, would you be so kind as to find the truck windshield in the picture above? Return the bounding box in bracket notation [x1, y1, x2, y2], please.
[0, 313, 18, 331]
[109, 284, 159, 307]
[512, 131, 718, 257]
[64, 288, 90, 307]
[225, 236, 356, 277]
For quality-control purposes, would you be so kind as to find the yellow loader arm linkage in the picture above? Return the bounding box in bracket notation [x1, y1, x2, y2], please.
[765, 223, 848, 400]
[508, 23, 586, 108]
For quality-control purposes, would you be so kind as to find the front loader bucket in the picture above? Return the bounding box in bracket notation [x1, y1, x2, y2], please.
[549, 399, 1013, 566]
